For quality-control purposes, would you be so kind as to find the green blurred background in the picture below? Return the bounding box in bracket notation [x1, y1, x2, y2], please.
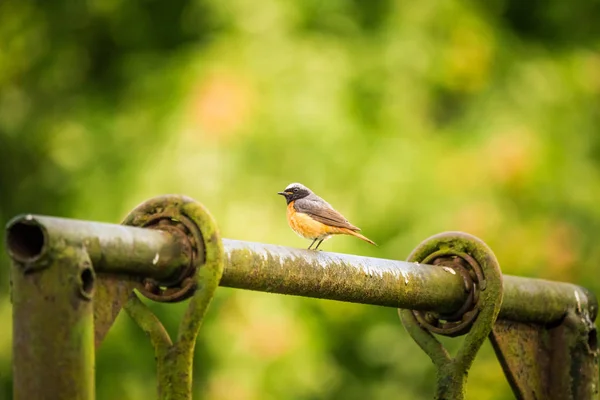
[1, 0, 600, 399]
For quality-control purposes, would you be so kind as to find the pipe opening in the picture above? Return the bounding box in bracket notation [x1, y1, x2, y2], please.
[7, 220, 46, 262]
[79, 267, 95, 299]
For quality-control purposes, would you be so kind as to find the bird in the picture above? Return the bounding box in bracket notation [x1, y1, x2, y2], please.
[277, 183, 376, 250]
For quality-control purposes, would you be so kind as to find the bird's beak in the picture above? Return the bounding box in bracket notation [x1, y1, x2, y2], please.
[277, 192, 287, 196]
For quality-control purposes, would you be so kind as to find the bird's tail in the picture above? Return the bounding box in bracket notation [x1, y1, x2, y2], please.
[341, 228, 377, 246]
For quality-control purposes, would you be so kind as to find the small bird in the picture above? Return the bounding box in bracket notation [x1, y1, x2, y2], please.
[277, 183, 376, 250]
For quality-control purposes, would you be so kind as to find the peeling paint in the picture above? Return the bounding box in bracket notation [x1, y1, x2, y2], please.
[401, 270, 409, 285]
[442, 266, 456, 275]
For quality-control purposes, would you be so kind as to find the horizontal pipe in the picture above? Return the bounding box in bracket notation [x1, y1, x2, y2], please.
[220, 240, 598, 325]
[5, 215, 597, 325]
[6, 215, 188, 282]
[221, 239, 469, 314]
[500, 275, 597, 323]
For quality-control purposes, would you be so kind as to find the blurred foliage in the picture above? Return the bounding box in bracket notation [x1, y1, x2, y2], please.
[1, 0, 600, 399]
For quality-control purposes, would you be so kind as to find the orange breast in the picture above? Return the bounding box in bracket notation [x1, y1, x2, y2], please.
[287, 201, 341, 239]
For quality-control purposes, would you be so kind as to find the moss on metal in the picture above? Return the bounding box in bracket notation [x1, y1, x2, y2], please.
[8, 215, 189, 281]
[6, 200, 599, 400]
[125, 293, 172, 364]
[123, 195, 225, 400]
[400, 231, 504, 400]
[491, 308, 599, 400]
[10, 243, 95, 400]
[221, 239, 469, 314]
[219, 239, 598, 327]
[554, 311, 599, 399]
[6, 213, 191, 349]
[94, 275, 139, 348]
[500, 275, 598, 324]
[490, 320, 550, 399]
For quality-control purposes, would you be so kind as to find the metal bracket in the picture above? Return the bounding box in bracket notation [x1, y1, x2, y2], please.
[124, 198, 205, 302]
[399, 232, 504, 400]
[410, 252, 482, 337]
[6, 197, 598, 400]
[121, 195, 224, 399]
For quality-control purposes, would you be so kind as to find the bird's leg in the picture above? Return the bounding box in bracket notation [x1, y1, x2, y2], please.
[314, 238, 325, 251]
[307, 238, 318, 250]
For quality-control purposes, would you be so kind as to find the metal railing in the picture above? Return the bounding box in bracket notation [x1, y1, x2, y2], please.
[5, 195, 599, 399]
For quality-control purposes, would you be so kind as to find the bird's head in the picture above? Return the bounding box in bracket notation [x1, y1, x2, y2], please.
[277, 183, 312, 204]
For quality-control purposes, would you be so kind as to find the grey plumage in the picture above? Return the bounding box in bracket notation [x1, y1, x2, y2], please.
[277, 182, 376, 249]
[283, 183, 360, 232]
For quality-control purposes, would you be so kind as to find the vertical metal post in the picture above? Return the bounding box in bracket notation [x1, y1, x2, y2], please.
[10, 220, 95, 400]
[548, 311, 599, 399]
[490, 310, 598, 399]
[5, 199, 599, 400]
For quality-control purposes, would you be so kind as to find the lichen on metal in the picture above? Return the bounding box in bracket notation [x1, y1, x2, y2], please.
[5, 195, 600, 400]
[500, 275, 598, 324]
[399, 232, 504, 400]
[122, 195, 225, 400]
[491, 308, 599, 399]
[221, 239, 469, 314]
[94, 275, 139, 348]
[6, 214, 189, 281]
[218, 239, 597, 328]
[553, 310, 599, 399]
[9, 238, 96, 400]
[5, 213, 194, 350]
[491, 274, 598, 400]
[125, 293, 172, 353]
[490, 320, 550, 399]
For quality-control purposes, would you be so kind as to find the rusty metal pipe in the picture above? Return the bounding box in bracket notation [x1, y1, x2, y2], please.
[6, 214, 189, 282]
[500, 275, 597, 323]
[220, 240, 598, 325]
[221, 239, 468, 314]
[6, 216, 597, 324]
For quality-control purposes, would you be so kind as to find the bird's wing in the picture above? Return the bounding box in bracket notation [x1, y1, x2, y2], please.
[294, 198, 360, 231]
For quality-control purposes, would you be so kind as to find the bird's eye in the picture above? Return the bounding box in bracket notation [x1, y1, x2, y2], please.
[293, 188, 297, 192]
